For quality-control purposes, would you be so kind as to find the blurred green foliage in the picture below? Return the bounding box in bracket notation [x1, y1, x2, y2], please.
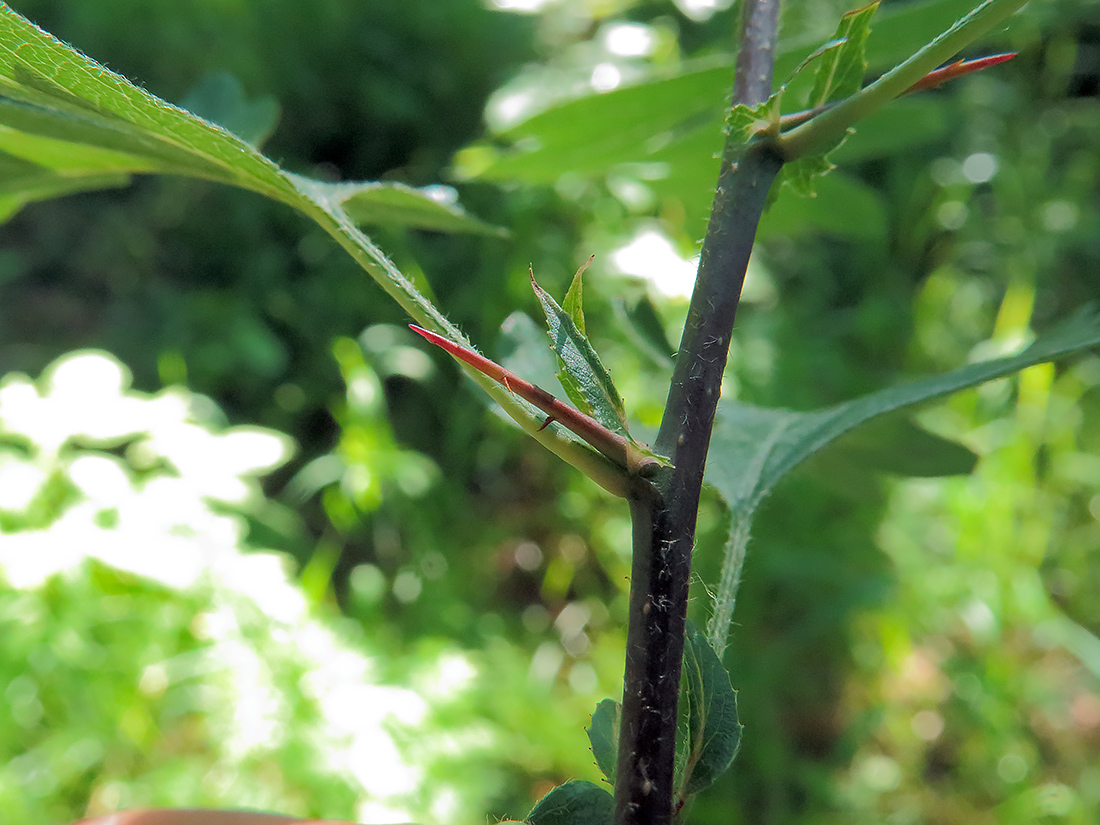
[0, 0, 1099, 824]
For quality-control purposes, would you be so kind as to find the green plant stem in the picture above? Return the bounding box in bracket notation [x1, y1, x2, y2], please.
[613, 2, 781, 824]
[704, 504, 752, 657]
[779, 0, 1028, 160]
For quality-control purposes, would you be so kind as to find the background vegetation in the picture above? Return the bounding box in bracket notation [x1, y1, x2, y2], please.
[0, 0, 1098, 824]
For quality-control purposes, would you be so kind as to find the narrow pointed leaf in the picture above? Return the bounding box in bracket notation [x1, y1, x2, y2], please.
[526, 781, 614, 825]
[679, 622, 742, 797]
[587, 699, 621, 784]
[530, 271, 633, 441]
[705, 306, 1100, 655]
[562, 257, 593, 335]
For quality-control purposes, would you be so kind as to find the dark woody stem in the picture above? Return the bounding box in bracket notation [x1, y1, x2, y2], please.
[612, 2, 782, 825]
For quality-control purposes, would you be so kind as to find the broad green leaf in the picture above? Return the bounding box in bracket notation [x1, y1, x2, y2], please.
[808, 1, 881, 109]
[526, 781, 614, 825]
[0, 8, 500, 238]
[0, 147, 128, 220]
[587, 699, 621, 784]
[530, 274, 633, 440]
[679, 622, 742, 798]
[705, 307, 1100, 510]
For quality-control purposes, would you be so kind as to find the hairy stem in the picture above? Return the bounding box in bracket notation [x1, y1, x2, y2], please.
[704, 504, 753, 658]
[613, 3, 781, 825]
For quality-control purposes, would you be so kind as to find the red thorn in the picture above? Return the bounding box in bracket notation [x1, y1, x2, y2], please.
[906, 52, 1017, 95]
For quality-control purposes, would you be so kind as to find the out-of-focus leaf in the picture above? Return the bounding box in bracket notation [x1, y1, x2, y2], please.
[586, 698, 620, 784]
[679, 621, 742, 797]
[499, 311, 563, 394]
[829, 96, 949, 163]
[526, 781, 614, 825]
[531, 274, 633, 439]
[180, 70, 280, 147]
[706, 307, 1100, 510]
[318, 179, 507, 236]
[818, 414, 978, 478]
[758, 171, 887, 240]
[613, 296, 675, 369]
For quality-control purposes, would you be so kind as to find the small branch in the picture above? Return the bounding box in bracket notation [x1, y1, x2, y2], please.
[778, 52, 1016, 130]
[613, 2, 782, 825]
[408, 325, 650, 475]
[779, 0, 1027, 160]
[404, 325, 634, 497]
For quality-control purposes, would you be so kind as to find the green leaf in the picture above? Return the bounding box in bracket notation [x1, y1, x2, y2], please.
[829, 96, 949, 164]
[563, 257, 593, 336]
[808, 1, 881, 109]
[0, 7, 499, 239]
[679, 622, 742, 798]
[724, 96, 781, 153]
[820, 414, 978, 479]
[705, 307, 1100, 510]
[530, 273, 633, 440]
[526, 781, 615, 825]
[315, 179, 507, 236]
[782, 0, 880, 195]
[613, 296, 675, 370]
[587, 699, 621, 784]
[180, 71, 280, 148]
[757, 171, 887, 240]
[499, 311, 565, 392]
